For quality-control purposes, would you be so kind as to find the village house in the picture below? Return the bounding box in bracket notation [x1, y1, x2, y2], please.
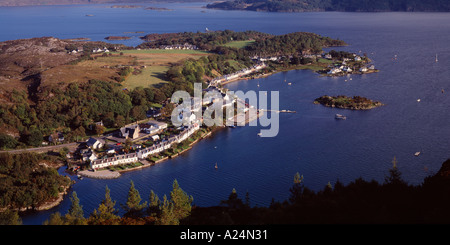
[327, 68, 342, 75]
[90, 152, 139, 170]
[119, 124, 140, 140]
[146, 108, 161, 118]
[139, 123, 160, 135]
[147, 120, 168, 130]
[80, 148, 97, 162]
[86, 137, 105, 150]
[160, 43, 198, 50]
[48, 132, 64, 144]
[323, 53, 333, 59]
[88, 121, 104, 131]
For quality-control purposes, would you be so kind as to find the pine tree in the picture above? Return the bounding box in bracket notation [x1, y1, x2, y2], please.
[221, 188, 245, 209]
[43, 212, 66, 225]
[66, 191, 86, 225]
[384, 156, 406, 185]
[122, 180, 147, 218]
[245, 191, 250, 208]
[89, 185, 120, 225]
[68, 191, 84, 219]
[148, 190, 161, 217]
[157, 195, 178, 225]
[289, 172, 304, 204]
[0, 210, 22, 225]
[170, 179, 193, 220]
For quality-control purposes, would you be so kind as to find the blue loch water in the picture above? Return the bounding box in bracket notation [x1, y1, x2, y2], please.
[1, 3, 450, 224]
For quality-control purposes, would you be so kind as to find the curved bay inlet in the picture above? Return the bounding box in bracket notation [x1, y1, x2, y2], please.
[10, 4, 450, 224]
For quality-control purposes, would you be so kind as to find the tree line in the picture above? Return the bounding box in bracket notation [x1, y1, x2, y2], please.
[4, 158, 450, 224]
[42, 179, 193, 225]
[206, 0, 450, 12]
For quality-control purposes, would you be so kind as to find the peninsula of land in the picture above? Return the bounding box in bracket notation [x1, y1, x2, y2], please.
[206, 0, 450, 12]
[314, 95, 383, 110]
[0, 30, 379, 215]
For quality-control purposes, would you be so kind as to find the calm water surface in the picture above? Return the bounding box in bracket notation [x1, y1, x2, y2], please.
[1, 3, 449, 224]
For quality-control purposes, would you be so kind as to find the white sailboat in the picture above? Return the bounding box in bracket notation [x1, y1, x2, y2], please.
[436, 54, 438, 63]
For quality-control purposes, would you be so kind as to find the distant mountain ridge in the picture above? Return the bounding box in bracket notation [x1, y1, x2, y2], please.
[0, 0, 207, 7]
[206, 0, 450, 12]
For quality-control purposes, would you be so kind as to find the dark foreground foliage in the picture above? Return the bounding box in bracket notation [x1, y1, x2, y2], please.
[3, 158, 448, 225]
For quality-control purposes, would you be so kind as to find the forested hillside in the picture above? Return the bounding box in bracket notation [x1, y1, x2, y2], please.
[206, 0, 450, 12]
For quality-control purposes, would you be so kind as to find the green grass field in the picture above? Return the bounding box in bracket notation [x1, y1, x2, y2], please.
[317, 58, 333, 64]
[124, 66, 169, 90]
[116, 49, 211, 90]
[223, 40, 255, 49]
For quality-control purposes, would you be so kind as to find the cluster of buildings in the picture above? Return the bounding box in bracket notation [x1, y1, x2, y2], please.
[92, 47, 111, 53]
[68, 47, 84, 54]
[90, 123, 200, 170]
[118, 120, 168, 140]
[327, 63, 376, 75]
[209, 63, 266, 86]
[324, 53, 376, 75]
[159, 43, 198, 50]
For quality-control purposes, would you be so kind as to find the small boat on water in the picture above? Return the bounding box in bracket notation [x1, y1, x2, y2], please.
[215, 163, 218, 169]
[288, 83, 292, 85]
[335, 114, 347, 120]
[417, 99, 421, 102]
[414, 152, 421, 156]
[77, 174, 83, 180]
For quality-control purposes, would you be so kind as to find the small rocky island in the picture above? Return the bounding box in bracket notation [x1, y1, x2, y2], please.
[145, 7, 173, 11]
[105, 36, 132, 40]
[314, 95, 383, 110]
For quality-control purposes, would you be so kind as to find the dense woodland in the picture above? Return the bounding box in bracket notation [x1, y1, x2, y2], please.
[0, 152, 72, 219]
[3, 158, 450, 225]
[206, 0, 450, 12]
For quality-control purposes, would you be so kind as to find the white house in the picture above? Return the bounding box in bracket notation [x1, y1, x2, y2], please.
[86, 137, 104, 150]
[327, 68, 342, 75]
[147, 120, 168, 130]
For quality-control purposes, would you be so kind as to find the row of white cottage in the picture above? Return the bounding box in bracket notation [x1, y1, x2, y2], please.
[210, 63, 266, 86]
[90, 123, 200, 170]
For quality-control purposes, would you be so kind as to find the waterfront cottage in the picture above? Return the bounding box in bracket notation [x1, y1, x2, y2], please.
[91, 123, 200, 170]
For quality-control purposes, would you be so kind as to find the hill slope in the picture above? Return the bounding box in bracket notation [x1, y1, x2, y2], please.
[206, 0, 450, 12]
